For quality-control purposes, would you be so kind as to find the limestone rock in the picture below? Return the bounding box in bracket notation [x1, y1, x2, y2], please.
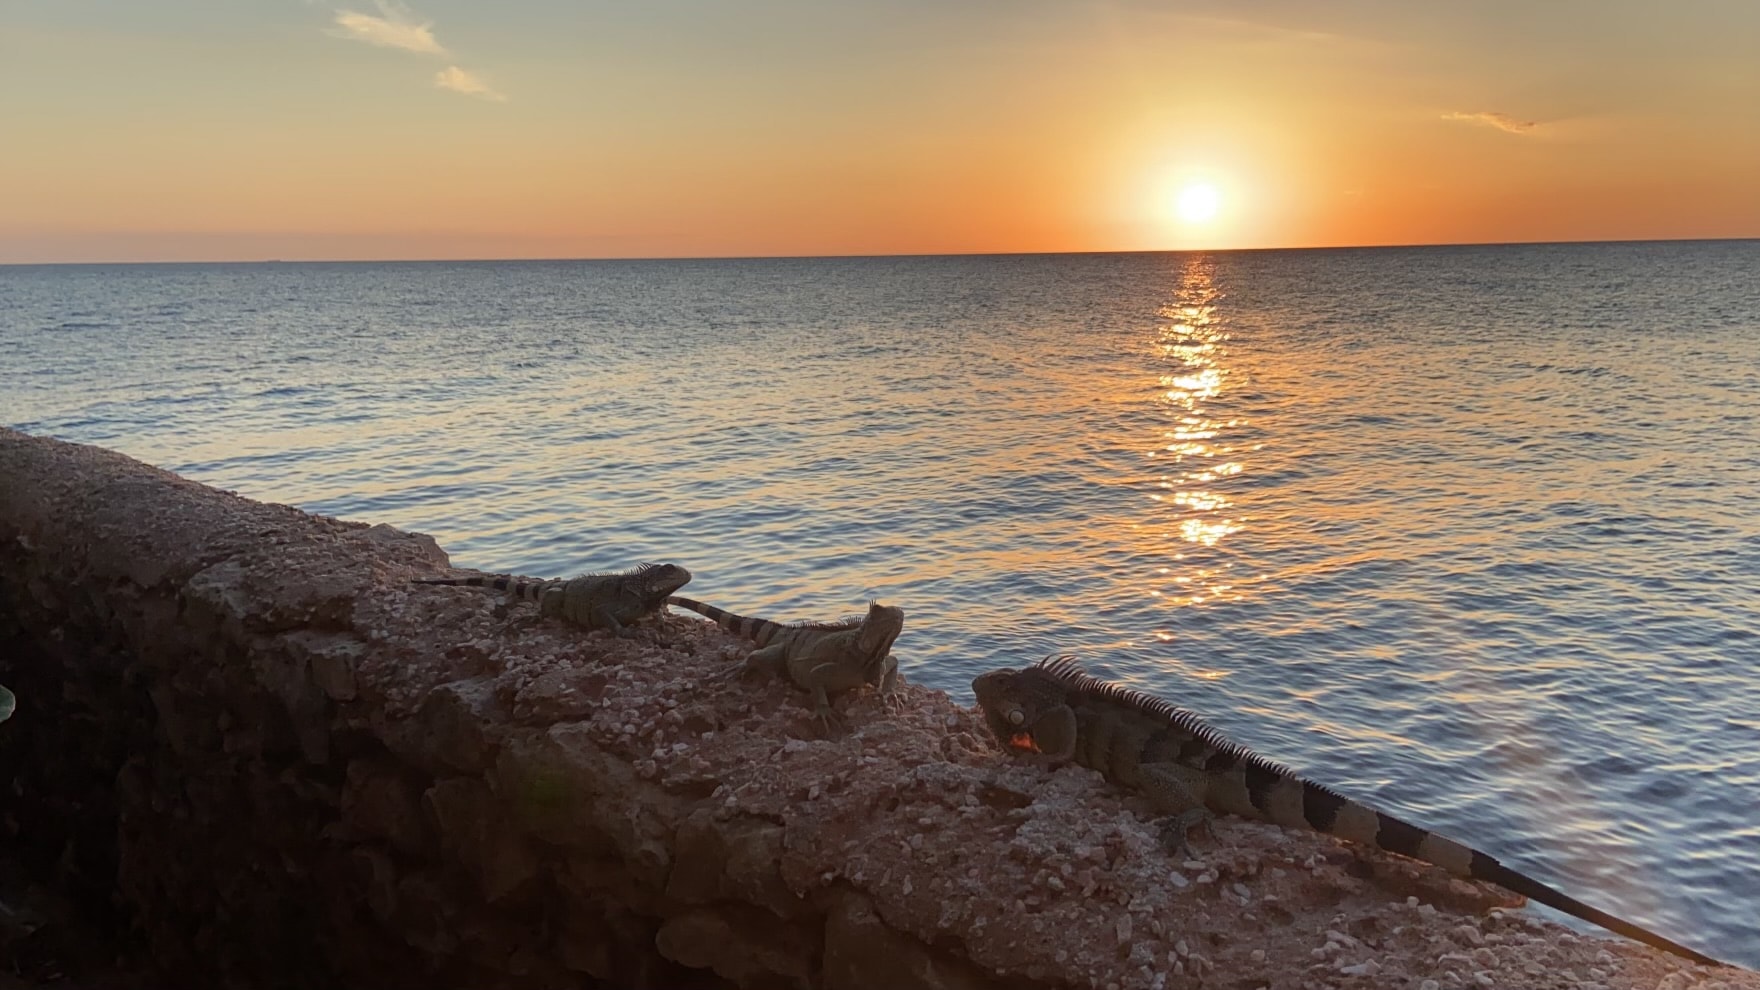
[823, 892, 999, 990]
[424, 777, 540, 903]
[654, 909, 815, 989]
[342, 758, 435, 856]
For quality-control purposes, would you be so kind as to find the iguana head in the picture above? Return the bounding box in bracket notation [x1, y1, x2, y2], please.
[857, 601, 905, 657]
[971, 665, 1072, 755]
[633, 562, 693, 604]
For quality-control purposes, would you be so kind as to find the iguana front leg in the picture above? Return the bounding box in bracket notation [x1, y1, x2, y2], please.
[878, 657, 898, 694]
[1138, 762, 1216, 858]
[806, 683, 845, 737]
[791, 659, 851, 736]
[589, 605, 632, 638]
[877, 655, 905, 714]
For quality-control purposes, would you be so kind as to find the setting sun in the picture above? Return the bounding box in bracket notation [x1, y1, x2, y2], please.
[1177, 183, 1222, 224]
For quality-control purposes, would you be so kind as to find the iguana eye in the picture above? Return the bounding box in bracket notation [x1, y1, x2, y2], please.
[1007, 709, 1025, 726]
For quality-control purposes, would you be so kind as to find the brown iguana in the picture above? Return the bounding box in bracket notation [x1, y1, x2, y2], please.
[412, 562, 691, 637]
[667, 595, 904, 733]
[971, 655, 1726, 968]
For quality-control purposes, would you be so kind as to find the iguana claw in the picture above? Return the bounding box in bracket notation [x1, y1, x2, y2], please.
[1157, 808, 1216, 858]
[815, 704, 847, 738]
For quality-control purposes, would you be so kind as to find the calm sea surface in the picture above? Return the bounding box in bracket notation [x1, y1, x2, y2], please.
[4, 243, 1758, 964]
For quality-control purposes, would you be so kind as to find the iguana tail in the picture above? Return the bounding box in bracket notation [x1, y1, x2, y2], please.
[666, 596, 787, 646]
[413, 575, 551, 604]
[1464, 847, 1721, 966]
[1289, 779, 1725, 966]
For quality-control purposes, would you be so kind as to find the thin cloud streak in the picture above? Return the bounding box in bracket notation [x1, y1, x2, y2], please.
[435, 66, 505, 101]
[1442, 111, 1539, 135]
[331, 1, 447, 55]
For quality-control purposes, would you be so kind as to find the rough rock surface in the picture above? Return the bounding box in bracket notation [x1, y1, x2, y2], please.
[0, 427, 1751, 990]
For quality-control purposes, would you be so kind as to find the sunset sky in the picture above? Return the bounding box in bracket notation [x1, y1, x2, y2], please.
[4, 0, 1757, 263]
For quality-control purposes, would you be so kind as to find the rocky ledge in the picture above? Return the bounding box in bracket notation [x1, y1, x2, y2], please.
[0, 428, 1750, 990]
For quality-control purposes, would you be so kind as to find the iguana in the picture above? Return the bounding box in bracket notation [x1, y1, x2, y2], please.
[667, 595, 904, 733]
[412, 562, 691, 637]
[971, 655, 1726, 968]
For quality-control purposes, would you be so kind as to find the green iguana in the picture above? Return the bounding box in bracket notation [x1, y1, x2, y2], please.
[667, 595, 904, 733]
[971, 655, 1726, 968]
[412, 562, 691, 637]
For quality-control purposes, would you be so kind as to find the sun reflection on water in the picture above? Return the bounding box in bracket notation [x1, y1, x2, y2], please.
[1145, 257, 1246, 608]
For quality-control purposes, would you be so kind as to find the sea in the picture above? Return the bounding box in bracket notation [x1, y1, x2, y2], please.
[3, 242, 1758, 965]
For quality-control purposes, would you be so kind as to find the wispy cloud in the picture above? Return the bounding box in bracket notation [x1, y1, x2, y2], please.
[435, 66, 506, 102]
[324, 1, 507, 101]
[331, 1, 447, 56]
[1442, 111, 1539, 135]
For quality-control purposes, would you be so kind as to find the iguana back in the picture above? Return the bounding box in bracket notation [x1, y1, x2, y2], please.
[413, 562, 690, 636]
[971, 655, 1726, 968]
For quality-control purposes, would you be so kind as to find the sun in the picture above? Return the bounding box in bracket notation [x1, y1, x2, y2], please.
[1176, 183, 1222, 224]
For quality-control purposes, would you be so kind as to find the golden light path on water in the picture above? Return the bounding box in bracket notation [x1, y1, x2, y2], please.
[1132, 257, 1248, 680]
[1152, 259, 1245, 560]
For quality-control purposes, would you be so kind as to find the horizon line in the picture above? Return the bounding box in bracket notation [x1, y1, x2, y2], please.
[2, 234, 1755, 269]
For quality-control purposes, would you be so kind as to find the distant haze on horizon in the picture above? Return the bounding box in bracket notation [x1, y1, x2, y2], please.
[4, 0, 1757, 264]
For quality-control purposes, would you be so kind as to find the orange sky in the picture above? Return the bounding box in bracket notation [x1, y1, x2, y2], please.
[3, 1, 1757, 263]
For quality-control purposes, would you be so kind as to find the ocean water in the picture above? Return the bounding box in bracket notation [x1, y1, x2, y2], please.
[3, 243, 1758, 965]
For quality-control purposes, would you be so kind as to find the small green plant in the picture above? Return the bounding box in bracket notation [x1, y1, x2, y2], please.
[0, 684, 13, 723]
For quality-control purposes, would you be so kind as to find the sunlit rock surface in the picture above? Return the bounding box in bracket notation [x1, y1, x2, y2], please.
[0, 427, 1749, 989]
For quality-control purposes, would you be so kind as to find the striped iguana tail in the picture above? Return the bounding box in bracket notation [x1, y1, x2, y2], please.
[666, 595, 806, 646]
[413, 575, 554, 603]
[1291, 774, 1724, 966]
